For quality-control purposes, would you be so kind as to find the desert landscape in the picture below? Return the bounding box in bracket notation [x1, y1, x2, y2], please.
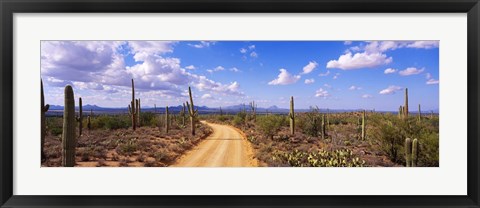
[41, 40, 439, 167]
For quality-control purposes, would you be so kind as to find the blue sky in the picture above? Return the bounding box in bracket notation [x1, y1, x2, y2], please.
[41, 41, 439, 111]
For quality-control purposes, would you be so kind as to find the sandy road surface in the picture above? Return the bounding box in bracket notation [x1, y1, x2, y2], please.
[172, 121, 258, 167]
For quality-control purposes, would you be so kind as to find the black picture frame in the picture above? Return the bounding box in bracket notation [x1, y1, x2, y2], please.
[1, 0, 479, 207]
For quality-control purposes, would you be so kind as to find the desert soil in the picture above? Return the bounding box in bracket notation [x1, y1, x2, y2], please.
[172, 121, 258, 167]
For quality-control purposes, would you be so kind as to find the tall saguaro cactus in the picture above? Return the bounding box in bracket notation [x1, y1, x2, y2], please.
[41, 79, 50, 162]
[418, 104, 422, 122]
[87, 109, 92, 131]
[165, 106, 170, 133]
[321, 113, 326, 139]
[76, 97, 83, 137]
[187, 87, 198, 136]
[361, 110, 366, 140]
[62, 85, 76, 167]
[129, 79, 137, 131]
[404, 88, 409, 119]
[288, 96, 295, 135]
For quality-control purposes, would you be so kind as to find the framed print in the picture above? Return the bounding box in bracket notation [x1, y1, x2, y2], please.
[1, 0, 479, 207]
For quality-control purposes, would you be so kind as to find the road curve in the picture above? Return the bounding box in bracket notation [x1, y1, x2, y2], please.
[172, 121, 258, 167]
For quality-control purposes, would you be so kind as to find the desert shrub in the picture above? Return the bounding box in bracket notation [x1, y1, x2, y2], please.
[116, 138, 138, 156]
[46, 117, 63, 136]
[140, 112, 156, 127]
[92, 115, 130, 130]
[256, 115, 285, 139]
[233, 112, 247, 126]
[374, 119, 404, 163]
[298, 107, 322, 137]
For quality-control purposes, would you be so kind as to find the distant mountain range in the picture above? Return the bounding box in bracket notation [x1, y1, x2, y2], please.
[46, 104, 439, 115]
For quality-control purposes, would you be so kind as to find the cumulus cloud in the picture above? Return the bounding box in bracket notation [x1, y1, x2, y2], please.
[363, 41, 439, 53]
[362, 94, 373, 99]
[398, 67, 425, 76]
[41, 40, 245, 107]
[406, 41, 439, 49]
[379, 85, 403, 95]
[240, 48, 247, 54]
[333, 73, 340, 80]
[188, 41, 216, 48]
[323, 83, 332, 88]
[304, 78, 315, 84]
[206, 66, 225, 73]
[344, 41, 352, 45]
[229, 67, 241, 72]
[185, 65, 196, 70]
[315, 88, 330, 98]
[268, 69, 301, 85]
[426, 79, 439, 85]
[250, 51, 258, 58]
[301, 61, 318, 74]
[384, 68, 397, 74]
[326, 52, 393, 70]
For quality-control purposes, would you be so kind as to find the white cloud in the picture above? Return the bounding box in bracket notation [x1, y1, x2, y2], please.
[315, 88, 330, 98]
[207, 66, 225, 73]
[344, 41, 352, 45]
[326, 52, 393, 70]
[248, 45, 256, 50]
[201, 94, 214, 99]
[398, 67, 425, 76]
[229, 67, 241, 72]
[426, 79, 439, 85]
[268, 69, 301, 85]
[324, 83, 332, 88]
[240, 48, 247, 54]
[319, 70, 330, 77]
[362, 94, 373, 99]
[379, 85, 403, 95]
[406, 41, 439, 49]
[349, 85, 361, 90]
[188, 41, 216, 48]
[301, 61, 318, 74]
[185, 65, 196, 70]
[384, 68, 397, 74]
[304, 78, 315, 84]
[250, 51, 258, 58]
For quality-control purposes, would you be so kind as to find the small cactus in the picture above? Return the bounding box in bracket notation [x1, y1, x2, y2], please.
[418, 104, 421, 122]
[288, 96, 295, 135]
[62, 85, 76, 167]
[165, 106, 169, 133]
[76, 97, 83, 137]
[41, 79, 50, 162]
[404, 88, 409, 119]
[412, 138, 418, 167]
[405, 138, 412, 167]
[361, 110, 366, 140]
[250, 101, 257, 122]
[87, 109, 92, 130]
[187, 87, 198, 136]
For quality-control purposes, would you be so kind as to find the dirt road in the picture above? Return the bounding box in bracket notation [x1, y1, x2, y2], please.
[172, 121, 258, 167]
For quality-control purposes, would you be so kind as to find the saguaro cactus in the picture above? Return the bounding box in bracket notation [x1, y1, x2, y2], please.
[181, 102, 186, 127]
[87, 109, 92, 131]
[135, 99, 140, 127]
[62, 85, 76, 167]
[129, 79, 137, 131]
[165, 106, 170, 133]
[405, 138, 412, 167]
[41, 79, 50, 162]
[250, 101, 257, 122]
[404, 88, 409, 119]
[412, 138, 418, 167]
[361, 110, 366, 140]
[398, 106, 403, 119]
[418, 104, 421, 122]
[187, 87, 198, 136]
[321, 113, 326, 139]
[288, 96, 295, 135]
[76, 97, 83, 137]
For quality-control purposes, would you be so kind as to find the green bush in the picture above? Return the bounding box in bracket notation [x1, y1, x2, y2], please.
[92, 115, 130, 130]
[233, 112, 246, 126]
[256, 115, 285, 139]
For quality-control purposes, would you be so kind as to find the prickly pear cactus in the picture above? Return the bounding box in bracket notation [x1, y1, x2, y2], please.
[62, 85, 76, 167]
